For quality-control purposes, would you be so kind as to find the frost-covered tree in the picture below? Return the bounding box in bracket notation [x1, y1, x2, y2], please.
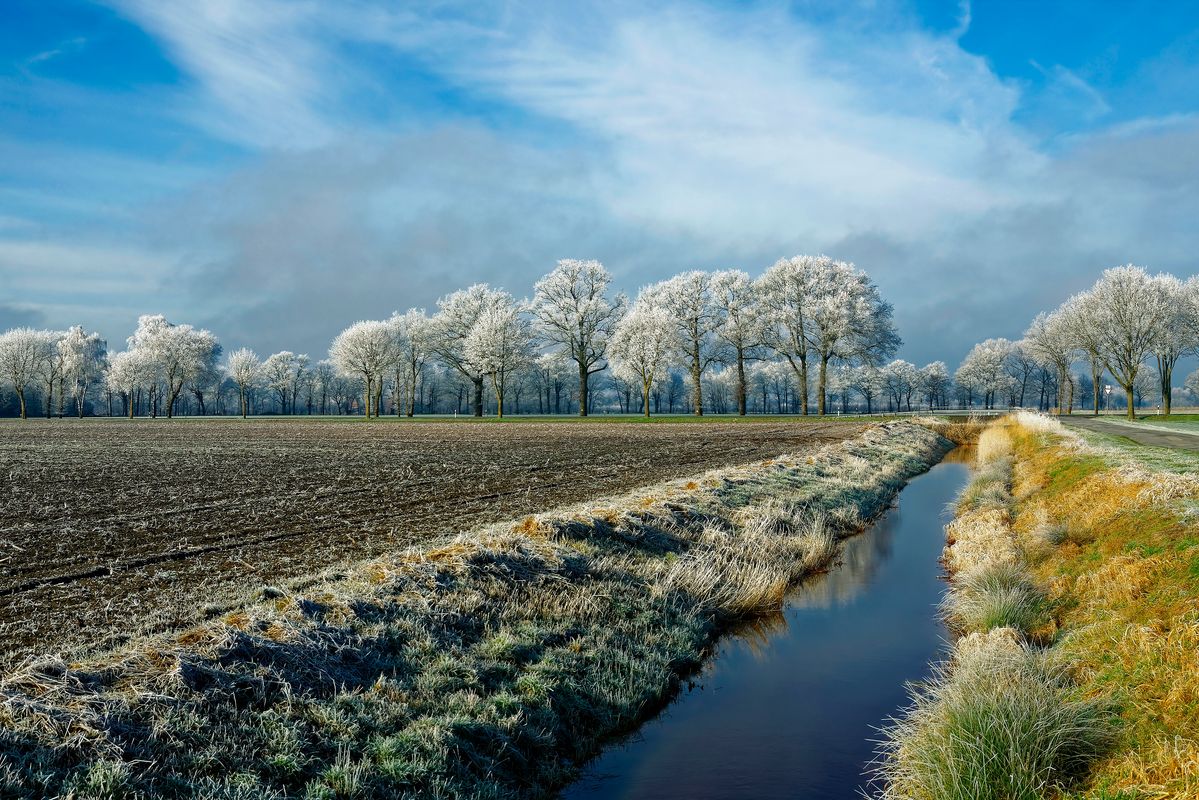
[881, 359, 918, 411]
[464, 303, 535, 417]
[1023, 310, 1077, 415]
[530, 260, 626, 417]
[1079, 265, 1171, 419]
[105, 348, 156, 418]
[828, 362, 856, 414]
[850, 363, 883, 414]
[127, 315, 220, 419]
[312, 360, 337, 415]
[262, 351, 298, 414]
[609, 302, 677, 417]
[1003, 341, 1039, 408]
[806, 259, 898, 415]
[58, 326, 107, 417]
[432, 284, 512, 417]
[956, 338, 1015, 409]
[1185, 368, 1199, 403]
[32, 330, 67, 417]
[710, 269, 764, 416]
[532, 352, 574, 414]
[919, 361, 950, 410]
[758, 255, 822, 415]
[1150, 274, 1199, 416]
[289, 354, 310, 415]
[226, 348, 262, 418]
[391, 309, 434, 417]
[329, 320, 401, 418]
[642, 271, 722, 415]
[0, 327, 56, 419]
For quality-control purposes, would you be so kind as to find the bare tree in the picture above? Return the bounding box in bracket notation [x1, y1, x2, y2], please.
[530, 259, 626, 417]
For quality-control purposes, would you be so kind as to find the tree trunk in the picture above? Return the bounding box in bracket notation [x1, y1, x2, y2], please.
[690, 344, 703, 416]
[364, 375, 373, 418]
[16, 388, 27, 419]
[799, 354, 809, 415]
[577, 361, 589, 417]
[817, 356, 829, 416]
[1122, 380, 1136, 419]
[473, 375, 485, 417]
[736, 348, 747, 416]
[1160, 359, 1173, 416]
[1091, 364, 1101, 416]
[493, 374, 504, 417]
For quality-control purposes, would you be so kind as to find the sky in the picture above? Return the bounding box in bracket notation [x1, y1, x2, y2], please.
[2, 0, 1199, 368]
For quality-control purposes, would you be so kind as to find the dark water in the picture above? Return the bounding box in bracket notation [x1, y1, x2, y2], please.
[562, 450, 972, 800]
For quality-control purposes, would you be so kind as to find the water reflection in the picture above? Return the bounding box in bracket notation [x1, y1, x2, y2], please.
[563, 455, 972, 800]
[790, 512, 896, 610]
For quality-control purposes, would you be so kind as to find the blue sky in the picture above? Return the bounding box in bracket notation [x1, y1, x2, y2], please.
[2, 0, 1198, 367]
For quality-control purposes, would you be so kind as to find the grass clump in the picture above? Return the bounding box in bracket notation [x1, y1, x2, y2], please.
[874, 628, 1116, 800]
[943, 561, 1049, 637]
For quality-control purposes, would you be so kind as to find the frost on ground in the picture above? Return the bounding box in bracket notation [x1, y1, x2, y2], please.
[0, 417, 863, 668]
[0, 422, 948, 800]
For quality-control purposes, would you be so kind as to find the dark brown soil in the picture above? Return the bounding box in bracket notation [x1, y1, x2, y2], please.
[0, 417, 862, 667]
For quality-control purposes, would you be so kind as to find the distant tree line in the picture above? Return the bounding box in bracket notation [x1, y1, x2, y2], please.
[953, 266, 1199, 418]
[2, 260, 1196, 419]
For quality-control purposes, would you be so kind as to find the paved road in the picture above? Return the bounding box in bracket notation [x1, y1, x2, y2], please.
[1060, 415, 1199, 452]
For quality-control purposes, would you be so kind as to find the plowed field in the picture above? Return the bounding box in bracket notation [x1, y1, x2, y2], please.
[0, 417, 862, 666]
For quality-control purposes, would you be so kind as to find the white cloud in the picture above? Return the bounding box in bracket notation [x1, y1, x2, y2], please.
[17, 0, 1197, 368]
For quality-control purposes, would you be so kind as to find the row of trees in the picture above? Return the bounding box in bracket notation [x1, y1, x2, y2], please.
[315, 257, 900, 418]
[4, 262, 1195, 420]
[953, 266, 1199, 419]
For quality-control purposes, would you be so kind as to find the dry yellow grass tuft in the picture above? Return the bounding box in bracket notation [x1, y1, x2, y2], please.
[1075, 555, 1165, 605]
[944, 508, 1019, 574]
[976, 424, 1015, 465]
[1102, 735, 1199, 798]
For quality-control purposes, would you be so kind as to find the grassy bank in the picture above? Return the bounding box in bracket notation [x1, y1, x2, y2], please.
[0, 422, 950, 799]
[876, 412, 1199, 799]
